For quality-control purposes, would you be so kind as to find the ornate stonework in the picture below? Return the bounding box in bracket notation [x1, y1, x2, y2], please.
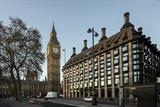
[47, 22, 60, 94]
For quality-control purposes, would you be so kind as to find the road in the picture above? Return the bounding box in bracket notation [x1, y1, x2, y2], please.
[0, 99, 11, 107]
[41, 102, 77, 107]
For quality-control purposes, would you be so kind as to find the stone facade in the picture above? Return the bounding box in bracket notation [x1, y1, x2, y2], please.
[62, 12, 160, 99]
[47, 23, 61, 94]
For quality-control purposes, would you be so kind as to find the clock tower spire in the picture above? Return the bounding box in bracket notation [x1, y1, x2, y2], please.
[47, 21, 61, 96]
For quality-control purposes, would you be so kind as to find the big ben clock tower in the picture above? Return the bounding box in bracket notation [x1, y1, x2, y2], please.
[47, 22, 60, 95]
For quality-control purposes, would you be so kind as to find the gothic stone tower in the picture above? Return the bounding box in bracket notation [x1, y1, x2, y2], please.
[47, 22, 60, 94]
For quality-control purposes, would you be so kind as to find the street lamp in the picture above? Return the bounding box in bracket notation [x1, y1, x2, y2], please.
[62, 49, 66, 64]
[87, 27, 98, 105]
[62, 48, 66, 97]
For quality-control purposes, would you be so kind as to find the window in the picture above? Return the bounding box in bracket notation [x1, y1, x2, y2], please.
[107, 76, 111, 85]
[107, 70, 111, 75]
[114, 65, 119, 73]
[134, 72, 139, 83]
[123, 56, 128, 62]
[85, 76, 88, 80]
[134, 76, 137, 82]
[124, 73, 129, 83]
[133, 43, 139, 49]
[94, 73, 98, 77]
[115, 75, 119, 84]
[107, 53, 111, 58]
[101, 78, 104, 86]
[80, 76, 83, 81]
[100, 55, 104, 60]
[94, 57, 98, 62]
[133, 54, 139, 59]
[122, 45, 128, 52]
[107, 58, 111, 62]
[100, 61, 104, 64]
[107, 67, 111, 70]
[89, 81, 92, 87]
[124, 73, 128, 77]
[133, 60, 139, 64]
[100, 69, 104, 72]
[134, 71, 140, 75]
[94, 65, 98, 70]
[95, 79, 98, 86]
[114, 49, 119, 55]
[108, 80, 111, 85]
[101, 72, 104, 76]
[114, 55, 118, 59]
[100, 64, 104, 68]
[114, 55, 119, 64]
[133, 65, 139, 70]
[76, 65, 79, 69]
[80, 83, 83, 88]
[89, 73, 92, 79]
[89, 60, 92, 64]
[101, 81, 104, 86]
[80, 63, 83, 68]
[84, 83, 87, 87]
[107, 62, 111, 66]
[123, 52, 128, 56]
[114, 59, 118, 64]
[123, 63, 128, 71]
[133, 49, 140, 53]
[101, 77, 104, 81]
[124, 77, 129, 83]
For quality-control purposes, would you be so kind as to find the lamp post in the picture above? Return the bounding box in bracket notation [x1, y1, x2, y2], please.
[87, 27, 98, 105]
[62, 49, 66, 64]
[62, 48, 66, 97]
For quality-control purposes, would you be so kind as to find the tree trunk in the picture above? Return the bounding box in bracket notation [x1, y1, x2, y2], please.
[16, 69, 22, 101]
[9, 69, 19, 101]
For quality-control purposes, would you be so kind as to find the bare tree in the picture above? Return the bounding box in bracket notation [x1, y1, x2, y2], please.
[0, 17, 45, 101]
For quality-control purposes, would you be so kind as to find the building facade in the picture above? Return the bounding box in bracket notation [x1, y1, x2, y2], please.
[47, 23, 61, 94]
[0, 76, 47, 97]
[62, 12, 160, 99]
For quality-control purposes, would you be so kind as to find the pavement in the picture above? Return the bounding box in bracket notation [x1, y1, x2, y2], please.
[34, 98, 118, 107]
[0, 97, 42, 107]
[1, 97, 159, 107]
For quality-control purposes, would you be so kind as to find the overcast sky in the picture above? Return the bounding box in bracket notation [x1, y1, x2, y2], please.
[0, 0, 160, 81]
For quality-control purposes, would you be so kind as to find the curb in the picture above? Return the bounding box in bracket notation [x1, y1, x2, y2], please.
[50, 101, 87, 107]
[34, 99, 87, 107]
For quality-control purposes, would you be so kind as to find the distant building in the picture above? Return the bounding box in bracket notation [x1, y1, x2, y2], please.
[0, 75, 47, 97]
[62, 12, 160, 99]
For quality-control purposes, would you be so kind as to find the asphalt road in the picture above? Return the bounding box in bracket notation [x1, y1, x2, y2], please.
[41, 102, 77, 107]
[0, 99, 11, 107]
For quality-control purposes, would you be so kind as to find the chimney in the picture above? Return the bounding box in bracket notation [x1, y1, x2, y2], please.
[99, 27, 107, 42]
[102, 27, 106, 37]
[82, 40, 88, 51]
[153, 44, 157, 48]
[124, 12, 130, 24]
[142, 35, 146, 38]
[84, 40, 87, 48]
[147, 37, 151, 43]
[72, 47, 76, 56]
[138, 27, 143, 34]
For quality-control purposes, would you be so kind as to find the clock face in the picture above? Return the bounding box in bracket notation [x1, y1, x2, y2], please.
[53, 47, 59, 54]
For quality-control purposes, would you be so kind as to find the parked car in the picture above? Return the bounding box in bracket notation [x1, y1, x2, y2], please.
[83, 96, 92, 102]
[59, 94, 64, 98]
[28, 98, 37, 104]
[44, 91, 57, 100]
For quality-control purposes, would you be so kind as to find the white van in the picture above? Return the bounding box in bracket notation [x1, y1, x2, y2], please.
[45, 92, 57, 100]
